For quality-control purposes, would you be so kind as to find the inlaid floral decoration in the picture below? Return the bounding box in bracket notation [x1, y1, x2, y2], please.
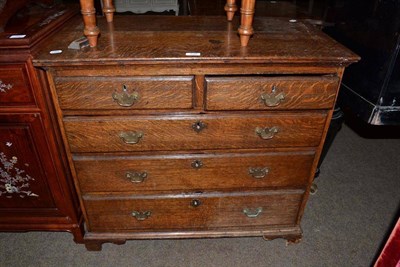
[0, 80, 13, 93]
[0, 152, 39, 198]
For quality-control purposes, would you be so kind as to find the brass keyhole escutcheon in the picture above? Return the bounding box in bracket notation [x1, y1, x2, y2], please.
[192, 121, 207, 133]
[190, 199, 202, 207]
[191, 160, 203, 169]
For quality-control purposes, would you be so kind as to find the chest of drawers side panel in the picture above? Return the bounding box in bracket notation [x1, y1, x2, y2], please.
[295, 67, 346, 225]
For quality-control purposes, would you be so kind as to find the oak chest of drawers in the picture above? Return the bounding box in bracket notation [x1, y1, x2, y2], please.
[33, 15, 359, 250]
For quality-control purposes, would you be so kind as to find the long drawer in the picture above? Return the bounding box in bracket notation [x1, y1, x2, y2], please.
[64, 112, 327, 153]
[205, 76, 339, 110]
[83, 191, 303, 231]
[54, 76, 194, 110]
[74, 151, 315, 193]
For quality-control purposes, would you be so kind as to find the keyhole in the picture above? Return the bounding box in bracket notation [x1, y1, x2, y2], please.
[191, 199, 201, 207]
[191, 160, 203, 169]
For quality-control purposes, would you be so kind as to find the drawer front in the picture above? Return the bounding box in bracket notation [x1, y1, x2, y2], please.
[64, 113, 327, 153]
[0, 65, 35, 107]
[205, 76, 339, 110]
[54, 76, 194, 110]
[75, 151, 315, 193]
[84, 191, 302, 231]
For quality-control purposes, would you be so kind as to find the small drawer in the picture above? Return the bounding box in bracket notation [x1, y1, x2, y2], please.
[0, 65, 35, 107]
[74, 151, 315, 193]
[64, 112, 327, 153]
[83, 191, 303, 231]
[205, 76, 339, 110]
[54, 76, 194, 110]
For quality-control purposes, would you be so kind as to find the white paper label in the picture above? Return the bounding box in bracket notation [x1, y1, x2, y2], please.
[9, 34, 27, 39]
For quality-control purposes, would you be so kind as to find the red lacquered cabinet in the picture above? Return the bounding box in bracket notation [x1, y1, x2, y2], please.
[0, 3, 83, 242]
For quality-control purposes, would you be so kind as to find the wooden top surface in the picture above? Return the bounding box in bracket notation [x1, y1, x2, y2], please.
[32, 15, 359, 67]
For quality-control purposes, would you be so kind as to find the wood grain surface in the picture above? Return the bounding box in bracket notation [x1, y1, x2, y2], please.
[63, 112, 327, 152]
[32, 16, 359, 66]
[74, 150, 315, 193]
[83, 191, 303, 231]
[31, 14, 360, 249]
[54, 76, 194, 110]
[206, 75, 340, 110]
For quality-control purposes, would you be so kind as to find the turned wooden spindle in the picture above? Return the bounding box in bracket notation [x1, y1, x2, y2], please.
[102, 0, 115, 23]
[79, 0, 99, 47]
[238, 0, 256, 47]
[224, 0, 238, 21]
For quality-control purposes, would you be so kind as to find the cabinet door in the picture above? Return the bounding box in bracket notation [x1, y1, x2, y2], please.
[0, 114, 56, 209]
[0, 64, 36, 107]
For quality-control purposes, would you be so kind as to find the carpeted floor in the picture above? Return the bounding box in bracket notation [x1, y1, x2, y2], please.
[1, 124, 399, 267]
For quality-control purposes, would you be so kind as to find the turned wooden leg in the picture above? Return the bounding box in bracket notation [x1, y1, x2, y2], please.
[225, 0, 238, 21]
[101, 0, 115, 23]
[238, 0, 256, 47]
[79, 0, 100, 47]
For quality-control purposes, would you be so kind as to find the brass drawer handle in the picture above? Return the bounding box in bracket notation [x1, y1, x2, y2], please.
[112, 85, 139, 107]
[261, 85, 285, 107]
[248, 167, 269, 179]
[126, 171, 147, 183]
[243, 207, 263, 218]
[131, 211, 152, 221]
[255, 126, 279, 140]
[119, 131, 143, 144]
[192, 121, 207, 133]
[191, 160, 203, 169]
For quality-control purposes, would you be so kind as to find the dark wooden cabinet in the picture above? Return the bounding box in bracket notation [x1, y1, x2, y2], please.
[0, 4, 83, 242]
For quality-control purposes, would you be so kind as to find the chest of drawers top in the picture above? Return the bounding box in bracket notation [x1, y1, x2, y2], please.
[32, 15, 358, 68]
